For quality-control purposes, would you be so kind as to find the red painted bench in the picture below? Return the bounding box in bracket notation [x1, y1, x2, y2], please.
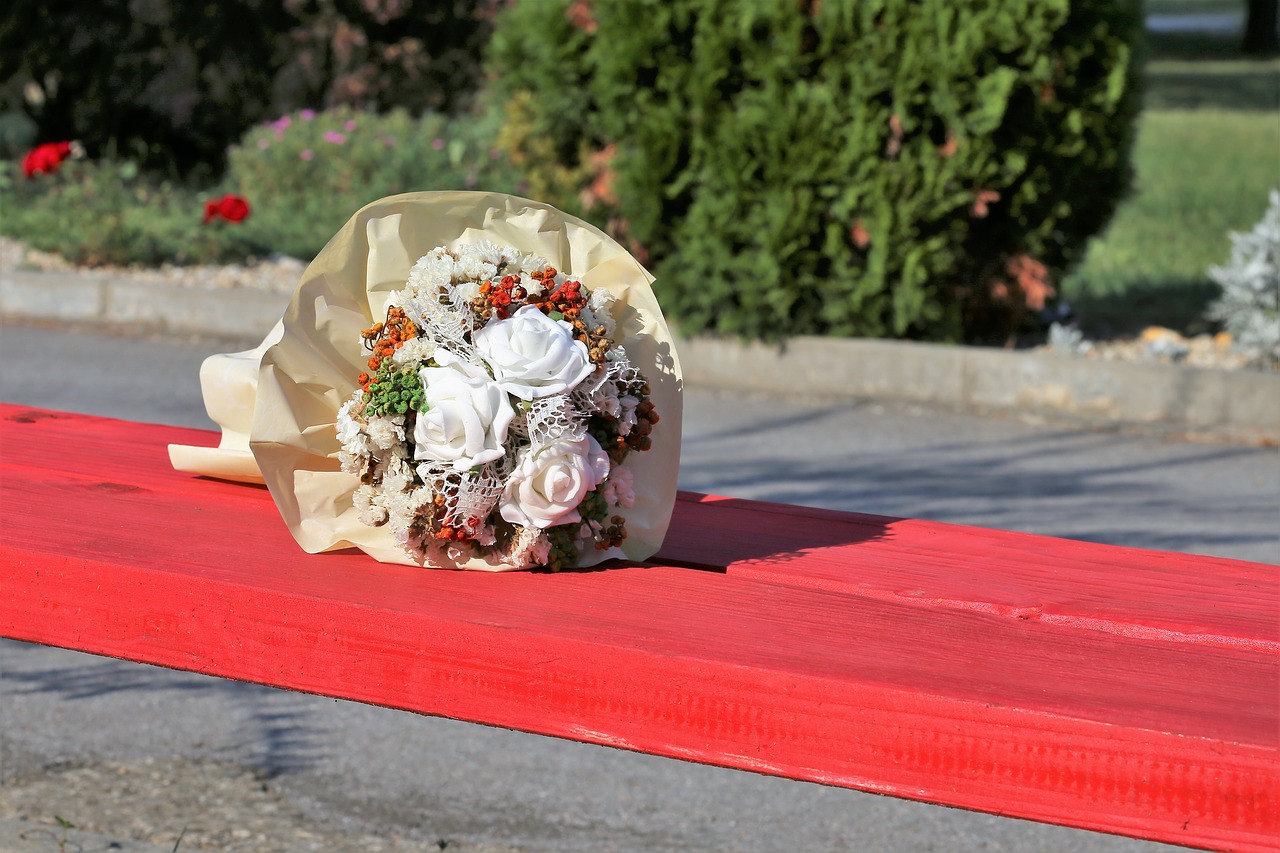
[1, 403, 1275, 851]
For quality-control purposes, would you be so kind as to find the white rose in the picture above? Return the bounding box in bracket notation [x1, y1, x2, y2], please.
[474, 304, 594, 400]
[414, 351, 516, 471]
[499, 434, 610, 529]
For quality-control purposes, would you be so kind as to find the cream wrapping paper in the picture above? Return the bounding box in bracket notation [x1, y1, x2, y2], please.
[169, 191, 682, 570]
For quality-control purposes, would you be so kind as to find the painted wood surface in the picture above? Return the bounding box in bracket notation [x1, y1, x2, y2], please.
[1, 404, 1276, 850]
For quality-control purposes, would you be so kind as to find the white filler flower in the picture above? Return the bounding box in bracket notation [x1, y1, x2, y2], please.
[414, 350, 516, 471]
[499, 434, 610, 529]
[474, 305, 594, 400]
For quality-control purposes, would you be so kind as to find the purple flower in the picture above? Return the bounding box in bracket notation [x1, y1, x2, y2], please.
[344, 119, 358, 131]
[273, 116, 291, 131]
[300, 149, 314, 161]
[431, 138, 445, 151]
[300, 109, 316, 121]
[324, 131, 346, 145]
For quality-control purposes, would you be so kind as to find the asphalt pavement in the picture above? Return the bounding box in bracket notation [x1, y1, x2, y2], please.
[2, 321, 1275, 852]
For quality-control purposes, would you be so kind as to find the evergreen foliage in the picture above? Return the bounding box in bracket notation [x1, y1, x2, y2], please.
[1207, 190, 1280, 365]
[491, 0, 1143, 342]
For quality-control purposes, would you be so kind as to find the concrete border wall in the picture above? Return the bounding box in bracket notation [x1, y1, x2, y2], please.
[5, 269, 1277, 442]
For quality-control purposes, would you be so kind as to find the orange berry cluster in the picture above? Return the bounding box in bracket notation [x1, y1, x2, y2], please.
[532, 275, 585, 315]
[474, 275, 529, 322]
[533, 277, 614, 363]
[434, 523, 472, 542]
[419, 475, 479, 544]
[358, 306, 416, 390]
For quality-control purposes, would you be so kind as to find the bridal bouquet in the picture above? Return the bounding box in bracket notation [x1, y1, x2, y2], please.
[336, 243, 658, 570]
[168, 191, 680, 572]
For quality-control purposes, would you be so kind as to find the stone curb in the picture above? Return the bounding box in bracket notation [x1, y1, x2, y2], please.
[679, 336, 1280, 443]
[4, 268, 1277, 443]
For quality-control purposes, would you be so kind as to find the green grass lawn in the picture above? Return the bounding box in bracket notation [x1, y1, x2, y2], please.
[1144, 59, 1280, 109]
[1062, 107, 1279, 334]
[1146, 0, 1243, 13]
[1053, 0, 1280, 335]
[1059, 13, 1279, 337]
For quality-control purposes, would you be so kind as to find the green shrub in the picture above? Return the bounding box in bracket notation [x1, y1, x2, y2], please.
[0, 157, 263, 266]
[491, 0, 1143, 342]
[225, 107, 522, 261]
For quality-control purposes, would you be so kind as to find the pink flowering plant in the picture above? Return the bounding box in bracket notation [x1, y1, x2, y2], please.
[227, 107, 520, 260]
[336, 242, 658, 570]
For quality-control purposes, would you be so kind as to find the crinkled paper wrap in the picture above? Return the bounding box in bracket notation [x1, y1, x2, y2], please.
[169, 191, 682, 570]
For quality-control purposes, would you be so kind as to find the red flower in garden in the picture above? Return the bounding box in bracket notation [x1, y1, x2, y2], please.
[21, 142, 73, 178]
[202, 194, 251, 224]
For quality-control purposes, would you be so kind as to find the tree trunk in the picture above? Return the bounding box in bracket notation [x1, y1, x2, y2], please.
[1243, 0, 1279, 55]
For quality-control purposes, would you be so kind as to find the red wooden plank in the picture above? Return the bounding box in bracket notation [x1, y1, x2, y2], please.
[1, 404, 1277, 850]
[8, 405, 1275, 653]
[661, 495, 1279, 653]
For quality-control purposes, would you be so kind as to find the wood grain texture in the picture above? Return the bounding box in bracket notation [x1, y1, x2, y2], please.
[1, 404, 1276, 851]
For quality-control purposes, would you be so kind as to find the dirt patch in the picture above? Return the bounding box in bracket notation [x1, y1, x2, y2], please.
[0, 757, 518, 852]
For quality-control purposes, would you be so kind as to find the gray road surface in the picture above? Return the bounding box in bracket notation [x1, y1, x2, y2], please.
[2, 322, 1275, 852]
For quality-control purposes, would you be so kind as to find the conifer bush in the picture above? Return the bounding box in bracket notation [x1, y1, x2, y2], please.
[1207, 190, 1280, 366]
[491, 0, 1143, 342]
